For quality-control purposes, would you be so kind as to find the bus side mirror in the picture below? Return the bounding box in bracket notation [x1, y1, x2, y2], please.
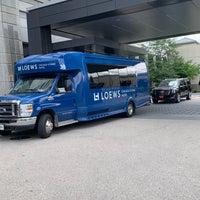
[64, 80, 72, 92]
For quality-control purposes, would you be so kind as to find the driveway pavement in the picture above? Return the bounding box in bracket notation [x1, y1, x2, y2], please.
[138, 93, 200, 120]
[0, 94, 200, 200]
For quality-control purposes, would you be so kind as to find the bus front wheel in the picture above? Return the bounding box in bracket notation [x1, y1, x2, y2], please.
[37, 114, 53, 139]
[125, 102, 135, 117]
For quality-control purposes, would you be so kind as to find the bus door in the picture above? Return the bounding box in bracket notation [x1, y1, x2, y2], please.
[53, 76, 77, 123]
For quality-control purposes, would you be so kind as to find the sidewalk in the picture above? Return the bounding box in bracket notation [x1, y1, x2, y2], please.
[192, 92, 200, 99]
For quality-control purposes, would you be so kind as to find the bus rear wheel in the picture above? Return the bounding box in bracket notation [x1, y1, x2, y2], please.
[37, 114, 53, 139]
[125, 102, 135, 117]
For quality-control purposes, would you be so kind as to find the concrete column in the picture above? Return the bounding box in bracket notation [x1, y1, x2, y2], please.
[0, 0, 23, 95]
[28, 25, 52, 55]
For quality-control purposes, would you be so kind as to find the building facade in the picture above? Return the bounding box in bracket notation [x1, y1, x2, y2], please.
[176, 38, 200, 92]
[1, 1, 200, 95]
[0, 0, 147, 95]
[0, 0, 48, 95]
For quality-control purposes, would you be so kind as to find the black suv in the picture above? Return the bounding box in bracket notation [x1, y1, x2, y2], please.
[152, 78, 192, 103]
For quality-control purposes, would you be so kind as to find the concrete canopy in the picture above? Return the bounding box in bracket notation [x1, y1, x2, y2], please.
[27, 0, 200, 56]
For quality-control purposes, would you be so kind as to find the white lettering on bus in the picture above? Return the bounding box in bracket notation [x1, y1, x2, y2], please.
[112, 90, 118, 98]
[94, 90, 121, 101]
[17, 64, 37, 71]
[17, 62, 57, 72]
[94, 93, 100, 101]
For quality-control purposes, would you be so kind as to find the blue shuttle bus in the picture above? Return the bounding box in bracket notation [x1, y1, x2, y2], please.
[0, 52, 150, 138]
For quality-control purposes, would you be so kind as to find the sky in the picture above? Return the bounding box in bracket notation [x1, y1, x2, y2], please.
[175, 33, 200, 43]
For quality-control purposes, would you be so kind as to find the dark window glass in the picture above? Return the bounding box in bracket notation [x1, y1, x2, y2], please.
[57, 76, 72, 93]
[87, 64, 111, 88]
[98, 71, 110, 88]
[127, 66, 136, 86]
[87, 63, 136, 88]
[119, 68, 131, 86]
[89, 72, 104, 88]
[109, 69, 120, 87]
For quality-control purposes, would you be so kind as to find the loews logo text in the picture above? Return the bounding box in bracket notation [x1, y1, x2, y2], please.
[93, 90, 121, 101]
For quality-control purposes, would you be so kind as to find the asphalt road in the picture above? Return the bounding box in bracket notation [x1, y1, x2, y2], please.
[0, 94, 200, 200]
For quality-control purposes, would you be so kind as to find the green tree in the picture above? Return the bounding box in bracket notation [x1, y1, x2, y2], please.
[173, 56, 199, 80]
[142, 39, 200, 86]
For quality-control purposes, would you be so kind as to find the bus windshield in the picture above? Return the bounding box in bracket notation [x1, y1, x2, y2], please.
[10, 75, 56, 94]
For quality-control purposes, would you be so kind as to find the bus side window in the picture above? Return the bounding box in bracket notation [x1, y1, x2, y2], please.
[119, 68, 130, 86]
[65, 79, 72, 92]
[89, 73, 104, 89]
[57, 76, 72, 93]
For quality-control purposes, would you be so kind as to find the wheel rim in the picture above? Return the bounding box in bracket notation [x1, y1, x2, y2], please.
[45, 119, 53, 134]
[128, 103, 133, 115]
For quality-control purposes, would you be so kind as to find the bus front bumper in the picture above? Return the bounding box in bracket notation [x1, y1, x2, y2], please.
[0, 117, 37, 132]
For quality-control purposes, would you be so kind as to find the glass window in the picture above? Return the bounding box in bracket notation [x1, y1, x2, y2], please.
[127, 66, 136, 86]
[109, 69, 120, 87]
[98, 71, 110, 88]
[57, 76, 72, 93]
[119, 68, 131, 86]
[10, 75, 55, 94]
[87, 63, 136, 88]
[159, 80, 178, 87]
[88, 73, 103, 89]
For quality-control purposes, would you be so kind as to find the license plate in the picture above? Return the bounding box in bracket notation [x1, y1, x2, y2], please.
[159, 95, 164, 99]
[0, 124, 4, 131]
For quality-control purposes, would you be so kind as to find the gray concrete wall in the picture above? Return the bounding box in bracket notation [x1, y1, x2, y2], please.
[177, 42, 200, 92]
[0, 0, 23, 95]
[0, 0, 48, 95]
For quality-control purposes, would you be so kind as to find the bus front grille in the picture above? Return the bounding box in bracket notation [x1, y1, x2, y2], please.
[0, 102, 19, 117]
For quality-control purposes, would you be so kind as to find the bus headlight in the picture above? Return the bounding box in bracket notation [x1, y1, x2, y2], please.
[20, 104, 33, 117]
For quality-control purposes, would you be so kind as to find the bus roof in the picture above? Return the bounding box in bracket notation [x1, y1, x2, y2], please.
[15, 51, 143, 75]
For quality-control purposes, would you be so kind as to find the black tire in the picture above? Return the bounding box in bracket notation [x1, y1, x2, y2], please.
[0, 131, 9, 136]
[125, 102, 135, 117]
[186, 92, 191, 100]
[175, 93, 181, 103]
[152, 98, 158, 104]
[37, 114, 53, 139]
